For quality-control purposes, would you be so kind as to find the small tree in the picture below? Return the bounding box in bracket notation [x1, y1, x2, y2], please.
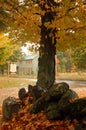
[71, 46, 86, 71]
[0, 33, 23, 75]
[0, 33, 18, 65]
[57, 52, 72, 72]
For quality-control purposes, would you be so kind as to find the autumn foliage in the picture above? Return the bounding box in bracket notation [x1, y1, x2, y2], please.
[0, 0, 86, 129]
[0, 100, 77, 130]
[0, 91, 86, 130]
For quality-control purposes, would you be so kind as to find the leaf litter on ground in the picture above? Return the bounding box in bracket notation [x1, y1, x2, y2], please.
[0, 89, 86, 130]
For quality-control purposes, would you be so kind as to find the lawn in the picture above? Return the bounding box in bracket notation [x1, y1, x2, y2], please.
[0, 72, 86, 89]
[57, 72, 86, 81]
[0, 76, 36, 89]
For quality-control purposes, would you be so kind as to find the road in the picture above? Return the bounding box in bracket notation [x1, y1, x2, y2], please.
[56, 79, 86, 88]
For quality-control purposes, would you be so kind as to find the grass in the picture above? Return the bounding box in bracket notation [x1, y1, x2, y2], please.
[0, 72, 86, 89]
[0, 76, 36, 89]
[57, 72, 86, 81]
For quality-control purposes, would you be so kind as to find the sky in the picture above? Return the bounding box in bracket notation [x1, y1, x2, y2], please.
[21, 45, 29, 54]
[21, 42, 40, 54]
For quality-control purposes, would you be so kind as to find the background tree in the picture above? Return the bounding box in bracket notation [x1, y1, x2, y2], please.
[8, 49, 23, 62]
[71, 46, 86, 71]
[0, 0, 86, 88]
[0, 33, 17, 65]
[57, 52, 72, 72]
[0, 33, 23, 75]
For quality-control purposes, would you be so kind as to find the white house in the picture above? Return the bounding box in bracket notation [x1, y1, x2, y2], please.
[18, 52, 39, 75]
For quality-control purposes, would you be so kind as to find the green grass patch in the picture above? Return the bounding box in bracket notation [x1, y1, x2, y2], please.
[0, 72, 86, 89]
[57, 72, 86, 81]
[0, 77, 36, 89]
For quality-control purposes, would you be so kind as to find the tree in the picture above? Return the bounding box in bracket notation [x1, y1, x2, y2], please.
[8, 49, 23, 62]
[57, 52, 72, 72]
[0, 0, 86, 88]
[71, 46, 86, 71]
[0, 33, 23, 75]
[0, 33, 18, 65]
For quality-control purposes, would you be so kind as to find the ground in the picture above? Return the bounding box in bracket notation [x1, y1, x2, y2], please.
[0, 83, 86, 130]
[0, 80, 86, 107]
[0, 74, 86, 129]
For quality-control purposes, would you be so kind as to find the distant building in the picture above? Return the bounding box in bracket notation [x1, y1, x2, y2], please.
[18, 52, 39, 75]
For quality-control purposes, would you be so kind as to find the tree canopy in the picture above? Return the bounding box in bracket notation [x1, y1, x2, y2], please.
[0, 0, 86, 50]
[0, 0, 86, 88]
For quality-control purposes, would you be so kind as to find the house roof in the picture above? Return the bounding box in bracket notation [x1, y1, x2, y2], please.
[23, 53, 39, 60]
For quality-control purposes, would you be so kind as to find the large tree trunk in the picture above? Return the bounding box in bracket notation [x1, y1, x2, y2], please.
[36, 53, 55, 89]
[36, 1, 56, 89]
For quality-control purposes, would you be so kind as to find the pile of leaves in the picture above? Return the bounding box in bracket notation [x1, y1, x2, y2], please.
[0, 94, 86, 130]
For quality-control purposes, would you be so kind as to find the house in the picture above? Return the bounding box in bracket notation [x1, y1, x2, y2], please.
[18, 53, 60, 76]
[18, 52, 39, 75]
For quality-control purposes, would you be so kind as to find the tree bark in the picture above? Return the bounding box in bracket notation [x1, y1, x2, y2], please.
[36, 1, 56, 89]
[36, 53, 55, 89]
